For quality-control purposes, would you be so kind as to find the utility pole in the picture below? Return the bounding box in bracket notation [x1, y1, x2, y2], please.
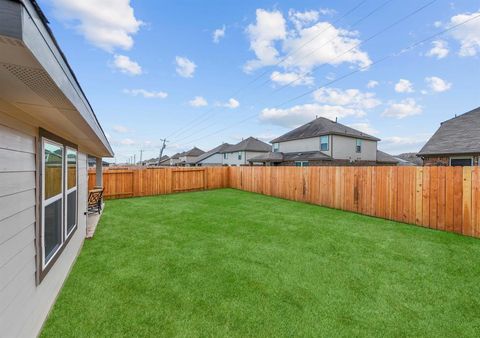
[133, 154, 136, 166]
[158, 138, 168, 166]
[139, 150, 143, 165]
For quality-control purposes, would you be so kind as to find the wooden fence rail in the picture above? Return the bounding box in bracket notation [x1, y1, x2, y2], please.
[90, 166, 480, 238]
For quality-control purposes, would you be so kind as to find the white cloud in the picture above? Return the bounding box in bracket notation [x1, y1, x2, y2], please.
[222, 98, 240, 109]
[189, 96, 208, 107]
[313, 87, 381, 110]
[113, 125, 129, 133]
[123, 89, 167, 98]
[380, 134, 431, 153]
[244, 8, 371, 74]
[260, 103, 365, 128]
[348, 122, 379, 135]
[394, 79, 414, 93]
[244, 9, 287, 72]
[425, 76, 452, 92]
[433, 21, 442, 28]
[270, 71, 314, 86]
[213, 25, 226, 43]
[175, 56, 196, 78]
[426, 40, 449, 59]
[448, 10, 480, 56]
[382, 98, 422, 119]
[51, 0, 142, 52]
[120, 138, 135, 145]
[112, 54, 142, 75]
[366, 80, 379, 88]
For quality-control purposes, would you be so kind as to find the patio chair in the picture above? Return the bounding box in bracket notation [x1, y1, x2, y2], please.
[88, 188, 104, 214]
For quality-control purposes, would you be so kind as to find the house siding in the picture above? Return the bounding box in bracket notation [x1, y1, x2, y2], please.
[422, 155, 479, 166]
[332, 135, 377, 162]
[0, 113, 88, 337]
[277, 136, 332, 157]
[197, 153, 223, 166]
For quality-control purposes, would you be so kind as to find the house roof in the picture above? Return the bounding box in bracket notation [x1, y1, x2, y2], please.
[271, 117, 380, 143]
[249, 151, 332, 163]
[395, 153, 423, 165]
[170, 152, 184, 159]
[194, 143, 232, 163]
[182, 147, 205, 157]
[418, 107, 480, 156]
[376, 150, 399, 164]
[223, 137, 271, 153]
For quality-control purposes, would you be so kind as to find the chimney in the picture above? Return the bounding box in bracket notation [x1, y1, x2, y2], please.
[335, 117, 338, 123]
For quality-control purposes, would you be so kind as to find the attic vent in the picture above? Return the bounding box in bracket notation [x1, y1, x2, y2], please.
[0, 36, 24, 47]
[2, 63, 72, 109]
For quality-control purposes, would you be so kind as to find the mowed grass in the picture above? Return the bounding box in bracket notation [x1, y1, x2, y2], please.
[41, 189, 480, 337]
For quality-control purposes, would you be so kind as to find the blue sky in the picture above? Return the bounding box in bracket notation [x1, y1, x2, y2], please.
[38, 0, 480, 162]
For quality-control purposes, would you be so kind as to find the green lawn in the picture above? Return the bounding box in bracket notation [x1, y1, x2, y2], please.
[41, 189, 480, 337]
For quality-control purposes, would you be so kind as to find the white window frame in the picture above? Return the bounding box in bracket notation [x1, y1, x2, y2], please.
[273, 143, 279, 152]
[223, 153, 228, 160]
[238, 152, 242, 160]
[65, 147, 78, 239]
[295, 161, 309, 167]
[449, 156, 473, 166]
[320, 135, 329, 151]
[356, 139, 362, 153]
[41, 138, 64, 269]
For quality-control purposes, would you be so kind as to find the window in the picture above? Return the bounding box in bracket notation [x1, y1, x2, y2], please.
[356, 139, 362, 153]
[41, 133, 78, 273]
[450, 157, 473, 166]
[223, 153, 228, 160]
[320, 136, 329, 151]
[295, 161, 309, 167]
[238, 152, 242, 160]
[273, 143, 279, 152]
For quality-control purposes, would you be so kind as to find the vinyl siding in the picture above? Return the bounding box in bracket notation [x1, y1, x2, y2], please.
[332, 135, 377, 161]
[0, 116, 89, 337]
[277, 136, 332, 156]
[197, 153, 223, 165]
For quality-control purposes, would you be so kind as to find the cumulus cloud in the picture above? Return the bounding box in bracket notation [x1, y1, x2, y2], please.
[120, 138, 135, 145]
[448, 10, 480, 56]
[313, 87, 381, 110]
[51, 0, 142, 52]
[260, 103, 365, 128]
[270, 71, 314, 86]
[382, 98, 422, 119]
[426, 40, 449, 59]
[112, 54, 142, 75]
[380, 134, 431, 153]
[123, 89, 167, 98]
[366, 80, 379, 88]
[189, 96, 208, 107]
[113, 125, 129, 133]
[348, 122, 379, 135]
[394, 79, 414, 93]
[213, 25, 226, 43]
[244, 8, 371, 74]
[222, 98, 240, 109]
[425, 76, 452, 92]
[175, 56, 196, 78]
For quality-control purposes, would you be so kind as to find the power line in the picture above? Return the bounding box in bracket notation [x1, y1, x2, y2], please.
[165, 0, 370, 141]
[172, 0, 437, 145]
[174, 12, 480, 149]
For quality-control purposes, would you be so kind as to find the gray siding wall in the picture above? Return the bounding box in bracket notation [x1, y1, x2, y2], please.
[332, 135, 377, 161]
[277, 136, 332, 157]
[198, 153, 223, 165]
[0, 114, 88, 337]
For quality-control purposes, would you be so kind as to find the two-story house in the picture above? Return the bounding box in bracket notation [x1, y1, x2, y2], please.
[176, 147, 205, 166]
[249, 117, 398, 166]
[193, 143, 232, 166]
[221, 137, 271, 166]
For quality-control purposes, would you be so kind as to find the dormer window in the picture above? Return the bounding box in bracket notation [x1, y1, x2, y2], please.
[273, 143, 279, 152]
[320, 135, 329, 151]
[356, 139, 362, 153]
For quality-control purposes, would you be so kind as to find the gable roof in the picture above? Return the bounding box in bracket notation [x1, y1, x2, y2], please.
[418, 107, 480, 156]
[194, 143, 232, 163]
[376, 150, 399, 164]
[271, 117, 380, 143]
[182, 147, 205, 157]
[223, 137, 271, 152]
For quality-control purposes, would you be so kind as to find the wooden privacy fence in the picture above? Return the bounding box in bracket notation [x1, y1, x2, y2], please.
[88, 167, 228, 199]
[89, 166, 480, 238]
[228, 166, 480, 238]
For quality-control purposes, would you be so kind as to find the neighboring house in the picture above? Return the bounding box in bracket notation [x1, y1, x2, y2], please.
[87, 157, 110, 167]
[142, 155, 169, 166]
[377, 150, 402, 165]
[169, 152, 183, 166]
[395, 153, 423, 166]
[221, 137, 271, 166]
[193, 143, 232, 166]
[249, 117, 397, 166]
[177, 147, 205, 166]
[418, 107, 480, 166]
[0, 1, 113, 336]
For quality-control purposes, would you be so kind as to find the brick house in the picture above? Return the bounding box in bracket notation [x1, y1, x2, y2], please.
[418, 107, 480, 166]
